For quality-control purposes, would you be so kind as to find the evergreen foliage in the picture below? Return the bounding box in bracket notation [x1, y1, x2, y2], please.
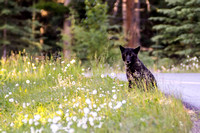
[0, 0, 41, 56]
[150, 0, 200, 61]
[35, 1, 69, 52]
[72, 0, 123, 63]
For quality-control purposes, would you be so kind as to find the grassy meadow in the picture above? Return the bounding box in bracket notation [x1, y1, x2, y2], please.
[0, 54, 192, 133]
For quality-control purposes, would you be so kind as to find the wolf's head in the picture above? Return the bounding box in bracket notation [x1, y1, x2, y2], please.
[119, 45, 140, 65]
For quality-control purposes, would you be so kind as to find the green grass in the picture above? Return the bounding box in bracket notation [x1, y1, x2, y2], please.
[0, 55, 192, 133]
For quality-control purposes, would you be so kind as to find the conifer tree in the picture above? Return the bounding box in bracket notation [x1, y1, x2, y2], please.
[0, 0, 41, 58]
[150, 0, 200, 60]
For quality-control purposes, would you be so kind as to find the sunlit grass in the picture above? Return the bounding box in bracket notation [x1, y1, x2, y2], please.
[0, 54, 192, 132]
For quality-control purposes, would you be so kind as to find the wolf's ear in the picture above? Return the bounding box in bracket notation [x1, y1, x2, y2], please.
[119, 45, 125, 53]
[133, 46, 140, 55]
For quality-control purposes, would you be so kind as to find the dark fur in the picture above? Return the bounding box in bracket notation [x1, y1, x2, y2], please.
[119, 45, 157, 90]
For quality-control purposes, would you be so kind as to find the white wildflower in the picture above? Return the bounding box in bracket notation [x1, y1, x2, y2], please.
[82, 124, 87, 129]
[122, 100, 126, 104]
[70, 59, 76, 64]
[83, 107, 90, 115]
[53, 116, 61, 124]
[68, 128, 75, 133]
[72, 81, 76, 85]
[112, 89, 116, 92]
[48, 118, 52, 123]
[26, 80, 30, 84]
[5, 94, 9, 98]
[113, 102, 122, 110]
[92, 90, 97, 95]
[50, 124, 59, 133]
[22, 119, 27, 124]
[112, 94, 117, 100]
[29, 119, 33, 125]
[10, 122, 14, 127]
[9, 98, 14, 102]
[34, 114, 41, 121]
[85, 99, 91, 105]
[56, 111, 62, 115]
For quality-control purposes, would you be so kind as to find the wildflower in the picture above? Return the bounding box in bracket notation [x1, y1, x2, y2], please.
[83, 107, 90, 115]
[68, 128, 75, 133]
[56, 111, 62, 115]
[34, 114, 41, 121]
[26, 80, 30, 84]
[15, 83, 19, 87]
[89, 117, 94, 126]
[113, 94, 117, 100]
[61, 61, 65, 64]
[72, 99, 76, 102]
[85, 99, 91, 105]
[82, 124, 87, 129]
[25, 114, 28, 118]
[113, 102, 122, 110]
[67, 64, 70, 67]
[33, 67, 36, 69]
[10, 122, 14, 127]
[91, 111, 97, 117]
[50, 124, 59, 133]
[22, 119, 27, 124]
[96, 107, 101, 112]
[93, 104, 97, 108]
[48, 118, 52, 123]
[23, 103, 26, 108]
[122, 100, 126, 104]
[9, 98, 14, 102]
[53, 68, 56, 71]
[27, 103, 30, 106]
[72, 116, 77, 122]
[108, 102, 112, 108]
[111, 72, 116, 77]
[140, 118, 145, 122]
[70, 59, 76, 64]
[5, 94, 9, 98]
[72, 81, 76, 85]
[101, 74, 104, 78]
[29, 119, 33, 125]
[27, 62, 30, 65]
[82, 68, 85, 71]
[53, 116, 61, 123]
[59, 104, 62, 109]
[97, 122, 103, 128]
[112, 89, 116, 92]
[92, 89, 97, 95]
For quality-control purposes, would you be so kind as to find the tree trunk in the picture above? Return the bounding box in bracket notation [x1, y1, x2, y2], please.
[123, 0, 140, 48]
[63, 0, 71, 59]
[2, 0, 8, 60]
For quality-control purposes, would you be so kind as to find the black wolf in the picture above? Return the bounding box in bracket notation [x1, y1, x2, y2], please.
[119, 45, 157, 90]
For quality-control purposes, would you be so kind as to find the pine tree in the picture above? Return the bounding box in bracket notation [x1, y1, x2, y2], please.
[150, 0, 200, 61]
[0, 0, 41, 58]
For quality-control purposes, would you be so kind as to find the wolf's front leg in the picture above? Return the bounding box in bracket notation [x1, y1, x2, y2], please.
[126, 73, 132, 89]
[128, 80, 132, 90]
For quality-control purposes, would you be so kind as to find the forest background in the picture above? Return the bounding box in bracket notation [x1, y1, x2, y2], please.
[0, 0, 200, 68]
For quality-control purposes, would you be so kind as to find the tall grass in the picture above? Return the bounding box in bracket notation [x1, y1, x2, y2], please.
[0, 54, 192, 132]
